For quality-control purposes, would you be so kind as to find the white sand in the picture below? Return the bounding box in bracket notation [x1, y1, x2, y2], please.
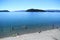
[0, 29, 60, 40]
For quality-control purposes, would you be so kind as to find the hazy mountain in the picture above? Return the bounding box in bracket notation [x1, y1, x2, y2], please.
[46, 10, 60, 12]
[14, 10, 25, 12]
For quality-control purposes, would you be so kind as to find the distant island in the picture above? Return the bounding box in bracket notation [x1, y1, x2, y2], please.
[0, 10, 9, 12]
[26, 9, 46, 12]
[0, 9, 60, 12]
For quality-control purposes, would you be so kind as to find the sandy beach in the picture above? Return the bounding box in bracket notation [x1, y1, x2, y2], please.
[0, 28, 60, 40]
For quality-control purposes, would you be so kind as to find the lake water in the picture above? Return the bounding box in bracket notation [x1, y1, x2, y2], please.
[0, 12, 60, 38]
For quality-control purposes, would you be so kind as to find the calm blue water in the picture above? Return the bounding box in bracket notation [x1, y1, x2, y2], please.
[0, 12, 60, 37]
[0, 12, 60, 25]
[0, 12, 60, 29]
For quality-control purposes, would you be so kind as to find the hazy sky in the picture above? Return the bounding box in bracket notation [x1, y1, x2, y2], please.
[0, 0, 60, 11]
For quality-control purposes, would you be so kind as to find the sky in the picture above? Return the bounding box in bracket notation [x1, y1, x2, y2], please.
[0, 0, 60, 11]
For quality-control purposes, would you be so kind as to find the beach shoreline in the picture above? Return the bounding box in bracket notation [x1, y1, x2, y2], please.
[0, 28, 60, 40]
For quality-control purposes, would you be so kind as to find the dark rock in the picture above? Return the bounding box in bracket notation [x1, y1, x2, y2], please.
[25, 26, 28, 29]
[17, 33, 20, 35]
[38, 31, 41, 33]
